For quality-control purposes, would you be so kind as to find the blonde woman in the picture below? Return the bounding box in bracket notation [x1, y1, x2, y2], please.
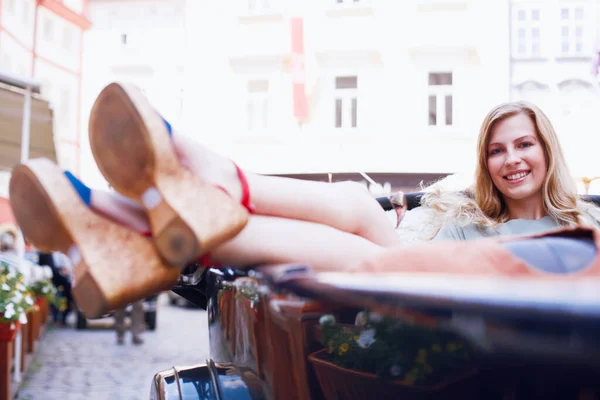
[427, 101, 600, 241]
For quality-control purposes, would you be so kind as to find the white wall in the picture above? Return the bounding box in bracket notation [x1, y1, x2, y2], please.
[80, 0, 186, 188]
[0, 0, 35, 76]
[184, 0, 510, 176]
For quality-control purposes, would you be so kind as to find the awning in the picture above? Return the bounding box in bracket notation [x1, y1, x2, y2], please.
[0, 82, 55, 171]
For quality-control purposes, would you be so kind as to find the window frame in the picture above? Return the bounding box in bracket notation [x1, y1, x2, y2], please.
[559, 4, 586, 57]
[427, 72, 453, 129]
[333, 75, 358, 130]
[512, 6, 543, 59]
[246, 79, 269, 132]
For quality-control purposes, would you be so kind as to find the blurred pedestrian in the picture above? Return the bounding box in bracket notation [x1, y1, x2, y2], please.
[39, 251, 73, 326]
[114, 300, 144, 345]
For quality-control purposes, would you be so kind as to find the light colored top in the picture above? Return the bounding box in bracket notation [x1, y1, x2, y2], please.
[433, 216, 560, 241]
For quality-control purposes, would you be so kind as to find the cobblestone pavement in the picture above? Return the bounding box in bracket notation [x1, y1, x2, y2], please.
[15, 294, 209, 400]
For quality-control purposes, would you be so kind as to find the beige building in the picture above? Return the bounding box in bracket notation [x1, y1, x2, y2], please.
[76, 0, 600, 193]
[509, 0, 600, 193]
[183, 0, 512, 192]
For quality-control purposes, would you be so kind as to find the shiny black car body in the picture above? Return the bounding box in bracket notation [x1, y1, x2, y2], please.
[150, 193, 600, 400]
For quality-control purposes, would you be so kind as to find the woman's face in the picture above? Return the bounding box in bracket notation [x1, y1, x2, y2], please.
[486, 113, 547, 204]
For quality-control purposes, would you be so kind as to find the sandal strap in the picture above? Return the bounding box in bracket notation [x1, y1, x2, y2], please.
[214, 162, 255, 214]
[144, 162, 253, 268]
[197, 253, 223, 269]
[233, 162, 255, 214]
[197, 163, 253, 268]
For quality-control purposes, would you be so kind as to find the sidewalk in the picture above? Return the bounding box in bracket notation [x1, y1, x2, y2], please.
[15, 295, 209, 400]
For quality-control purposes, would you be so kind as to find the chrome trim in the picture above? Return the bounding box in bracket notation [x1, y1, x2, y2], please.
[173, 366, 183, 400]
[151, 367, 177, 400]
[207, 359, 223, 400]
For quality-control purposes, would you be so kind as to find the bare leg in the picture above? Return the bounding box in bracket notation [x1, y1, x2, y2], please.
[131, 300, 144, 344]
[173, 135, 399, 246]
[90, 191, 151, 234]
[114, 307, 125, 344]
[211, 215, 385, 271]
[88, 191, 384, 271]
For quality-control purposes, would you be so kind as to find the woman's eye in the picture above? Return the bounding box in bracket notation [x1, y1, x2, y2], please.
[489, 148, 502, 155]
[519, 142, 533, 148]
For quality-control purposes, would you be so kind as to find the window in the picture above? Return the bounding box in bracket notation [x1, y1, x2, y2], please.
[513, 7, 541, 58]
[428, 72, 453, 127]
[43, 18, 54, 42]
[40, 79, 52, 99]
[5, 0, 15, 15]
[22, 1, 29, 24]
[60, 88, 71, 127]
[560, 5, 585, 56]
[16, 62, 26, 75]
[336, 0, 366, 4]
[246, 80, 268, 131]
[1, 54, 11, 71]
[557, 79, 595, 117]
[247, 0, 274, 14]
[62, 26, 73, 51]
[334, 76, 357, 129]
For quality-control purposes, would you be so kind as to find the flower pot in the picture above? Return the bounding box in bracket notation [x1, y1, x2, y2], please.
[35, 296, 48, 324]
[308, 349, 479, 400]
[0, 319, 21, 342]
[26, 306, 41, 353]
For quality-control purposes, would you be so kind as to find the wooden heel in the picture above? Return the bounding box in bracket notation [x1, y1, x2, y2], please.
[89, 82, 249, 268]
[9, 159, 180, 318]
[154, 216, 199, 267]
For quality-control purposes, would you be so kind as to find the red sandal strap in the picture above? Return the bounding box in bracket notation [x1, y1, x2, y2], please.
[214, 162, 255, 214]
[147, 162, 254, 269]
[197, 253, 223, 269]
[197, 163, 253, 268]
[234, 162, 255, 214]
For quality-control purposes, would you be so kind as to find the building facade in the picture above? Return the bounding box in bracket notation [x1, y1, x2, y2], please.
[183, 0, 512, 192]
[509, 0, 600, 192]
[0, 0, 90, 174]
[79, 0, 186, 189]
[76, 0, 600, 193]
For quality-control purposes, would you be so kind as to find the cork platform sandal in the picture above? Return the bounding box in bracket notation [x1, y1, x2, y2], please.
[9, 159, 181, 318]
[88, 82, 250, 269]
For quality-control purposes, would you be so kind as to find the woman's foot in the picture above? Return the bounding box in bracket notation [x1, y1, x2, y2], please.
[132, 335, 144, 345]
[89, 82, 250, 268]
[171, 134, 244, 204]
[64, 169, 151, 234]
[9, 159, 180, 318]
[90, 191, 151, 235]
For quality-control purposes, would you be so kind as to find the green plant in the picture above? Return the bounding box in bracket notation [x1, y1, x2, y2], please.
[29, 279, 58, 307]
[0, 262, 35, 323]
[319, 311, 472, 386]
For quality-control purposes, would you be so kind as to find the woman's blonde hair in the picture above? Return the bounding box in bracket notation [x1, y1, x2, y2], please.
[422, 101, 600, 230]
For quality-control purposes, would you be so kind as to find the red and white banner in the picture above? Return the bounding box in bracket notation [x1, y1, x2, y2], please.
[290, 17, 308, 122]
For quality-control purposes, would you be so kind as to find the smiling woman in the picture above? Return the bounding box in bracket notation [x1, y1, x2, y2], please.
[429, 101, 600, 241]
[486, 114, 547, 220]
